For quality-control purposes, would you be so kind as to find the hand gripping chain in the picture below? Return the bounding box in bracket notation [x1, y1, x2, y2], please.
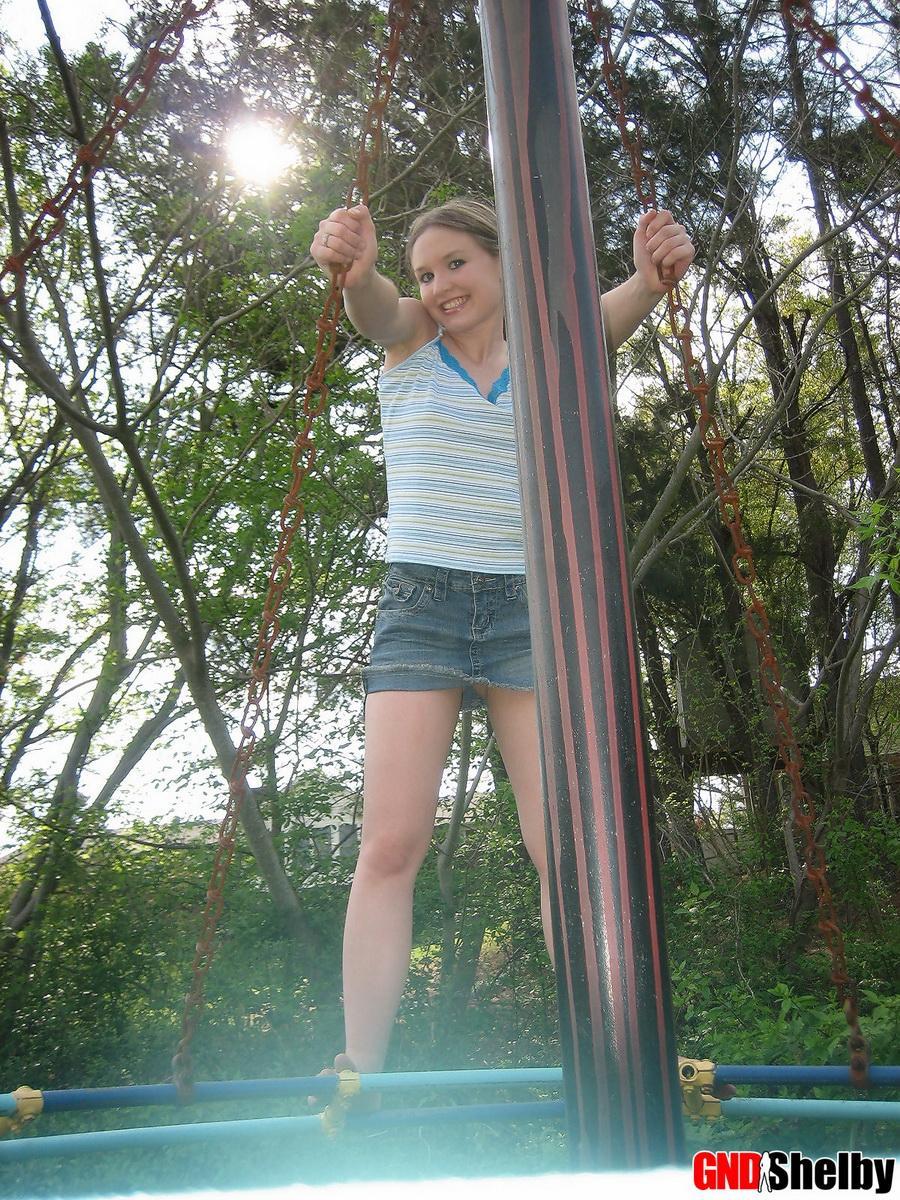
[585, 1, 875, 1087]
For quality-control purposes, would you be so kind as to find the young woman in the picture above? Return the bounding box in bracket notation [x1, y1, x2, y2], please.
[309, 198, 694, 1077]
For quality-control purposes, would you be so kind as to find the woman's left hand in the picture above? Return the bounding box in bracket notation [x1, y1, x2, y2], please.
[633, 209, 695, 294]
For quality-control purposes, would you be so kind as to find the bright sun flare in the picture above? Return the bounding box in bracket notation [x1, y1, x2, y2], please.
[225, 121, 297, 186]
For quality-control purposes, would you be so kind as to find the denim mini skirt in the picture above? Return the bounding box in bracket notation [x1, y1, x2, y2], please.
[363, 561, 534, 712]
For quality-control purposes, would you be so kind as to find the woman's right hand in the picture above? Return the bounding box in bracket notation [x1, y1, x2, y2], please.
[310, 204, 378, 289]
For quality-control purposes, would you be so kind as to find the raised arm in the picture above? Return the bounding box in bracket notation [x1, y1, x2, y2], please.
[600, 209, 694, 351]
[310, 205, 432, 350]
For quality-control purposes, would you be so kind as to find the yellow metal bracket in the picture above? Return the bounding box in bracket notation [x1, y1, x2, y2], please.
[0, 1086, 44, 1137]
[320, 1069, 361, 1137]
[678, 1056, 721, 1120]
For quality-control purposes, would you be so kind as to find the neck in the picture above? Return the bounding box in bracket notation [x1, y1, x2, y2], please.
[441, 316, 506, 365]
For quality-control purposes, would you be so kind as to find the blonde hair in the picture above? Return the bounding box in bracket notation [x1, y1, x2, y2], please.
[405, 197, 499, 276]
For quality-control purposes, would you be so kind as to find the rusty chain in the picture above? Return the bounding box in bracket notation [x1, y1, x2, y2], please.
[585, 2, 872, 1086]
[171, 0, 413, 1096]
[782, 0, 900, 158]
[2, 0, 410, 1099]
[0, 0, 217, 307]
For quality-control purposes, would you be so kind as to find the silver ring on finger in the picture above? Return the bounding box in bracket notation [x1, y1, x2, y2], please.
[323, 233, 331, 249]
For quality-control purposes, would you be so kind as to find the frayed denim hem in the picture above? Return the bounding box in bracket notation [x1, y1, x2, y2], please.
[361, 661, 533, 712]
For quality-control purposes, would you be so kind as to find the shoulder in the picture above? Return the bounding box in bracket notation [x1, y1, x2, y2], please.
[383, 298, 439, 372]
[379, 336, 441, 387]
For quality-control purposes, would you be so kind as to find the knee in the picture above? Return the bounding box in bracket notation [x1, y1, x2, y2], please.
[356, 833, 429, 882]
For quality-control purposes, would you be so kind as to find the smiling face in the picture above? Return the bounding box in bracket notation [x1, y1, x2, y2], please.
[410, 226, 503, 333]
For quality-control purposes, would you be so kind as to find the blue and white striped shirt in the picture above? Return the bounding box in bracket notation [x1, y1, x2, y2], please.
[379, 336, 526, 572]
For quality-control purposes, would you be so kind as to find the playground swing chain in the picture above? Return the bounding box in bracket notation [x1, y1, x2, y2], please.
[783, 0, 900, 155]
[585, 0, 900, 1090]
[3, 0, 897, 1101]
[170, 0, 414, 1097]
[0, 0, 413, 1097]
[0, 0, 216, 305]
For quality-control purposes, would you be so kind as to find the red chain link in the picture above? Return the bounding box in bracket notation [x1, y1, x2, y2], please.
[0, 0, 217, 306]
[349, 7, 409, 208]
[171, 0, 413, 1096]
[587, 6, 659, 214]
[783, 0, 900, 157]
[585, 1, 870, 1086]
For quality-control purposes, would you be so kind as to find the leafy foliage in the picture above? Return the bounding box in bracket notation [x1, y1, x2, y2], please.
[0, 0, 897, 1190]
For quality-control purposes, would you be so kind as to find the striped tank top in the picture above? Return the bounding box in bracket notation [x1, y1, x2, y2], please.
[378, 335, 526, 572]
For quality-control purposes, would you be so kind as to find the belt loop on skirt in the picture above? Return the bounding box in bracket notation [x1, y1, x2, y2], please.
[434, 567, 448, 601]
[503, 574, 518, 600]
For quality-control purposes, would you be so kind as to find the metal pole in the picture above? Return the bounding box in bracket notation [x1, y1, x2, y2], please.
[479, 0, 684, 1169]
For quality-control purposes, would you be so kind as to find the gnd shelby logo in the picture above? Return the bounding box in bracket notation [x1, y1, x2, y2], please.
[693, 1150, 896, 1193]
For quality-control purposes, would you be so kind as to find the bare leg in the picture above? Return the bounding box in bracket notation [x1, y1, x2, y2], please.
[485, 687, 554, 966]
[342, 688, 461, 1072]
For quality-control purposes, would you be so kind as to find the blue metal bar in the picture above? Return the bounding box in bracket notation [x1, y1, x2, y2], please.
[0, 1100, 565, 1164]
[723, 1098, 900, 1123]
[5, 1064, 900, 1119]
[353, 1069, 562, 1090]
[0, 1113, 323, 1163]
[356, 1100, 565, 1129]
[717, 1065, 900, 1088]
[3, 1094, 898, 1163]
[0, 1068, 564, 1116]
